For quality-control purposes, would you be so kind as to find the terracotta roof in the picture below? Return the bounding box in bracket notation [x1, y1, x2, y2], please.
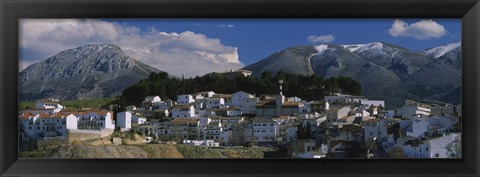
[212, 94, 232, 98]
[208, 116, 243, 120]
[171, 118, 200, 123]
[38, 113, 54, 119]
[282, 102, 300, 108]
[51, 112, 74, 118]
[256, 100, 276, 108]
[19, 112, 34, 119]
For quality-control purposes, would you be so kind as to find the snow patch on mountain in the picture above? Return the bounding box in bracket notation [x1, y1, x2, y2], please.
[341, 42, 383, 53]
[424, 42, 461, 58]
[342, 44, 366, 52]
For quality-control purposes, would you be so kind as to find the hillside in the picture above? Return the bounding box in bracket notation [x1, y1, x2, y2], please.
[20, 144, 280, 159]
[19, 44, 165, 101]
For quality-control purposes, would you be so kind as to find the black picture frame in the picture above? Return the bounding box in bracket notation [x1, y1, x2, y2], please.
[1, 0, 479, 176]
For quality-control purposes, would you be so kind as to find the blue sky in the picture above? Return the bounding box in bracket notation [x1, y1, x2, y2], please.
[106, 18, 461, 65]
[20, 18, 461, 77]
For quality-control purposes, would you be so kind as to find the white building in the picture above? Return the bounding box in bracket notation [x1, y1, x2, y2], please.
[428, 133, 461, 158]
[363, 119, 388, 143]
[326, 106, 350, 124]
[19, 112, 76, 140]
[238, 97, 258, 115]
[205, 97, 225, 109]
[194, 91, 216, 98]
[20, 108, 62, 115]
[172, 105, 195, 118]
[360, 100, 385, 107]
[35, 99, 64, 109]
[170, 118, 201, 140]
[76, 111, 115, 130]
[144, 96, 161, 103]
[232, 91, 255, 106]
[131, 113, 147, 125]
[397, 104, 431, 118]
[325, 93, 366, 103]
[250, 118, 279, 143]
[177, 94, 194, 105]
[116, 111, 132, 131]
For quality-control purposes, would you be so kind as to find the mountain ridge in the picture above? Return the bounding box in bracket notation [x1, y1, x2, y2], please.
[20, 44, 165, 101]
[243, 42, 461, 107]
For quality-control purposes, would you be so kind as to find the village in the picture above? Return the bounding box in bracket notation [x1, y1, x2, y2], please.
[18, 74, 462, 158]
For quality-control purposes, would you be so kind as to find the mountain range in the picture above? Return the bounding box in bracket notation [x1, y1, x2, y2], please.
[20, 42, 461, 108]
[19, 44, 162, 101]
[243, 42, 461, 108]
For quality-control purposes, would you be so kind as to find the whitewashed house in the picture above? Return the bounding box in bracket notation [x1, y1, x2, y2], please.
[238, 97, 258, 115]
[194, 91, 216, 98]
[206, 97, 225, 109]
[19, 112, 76, 140]
[402, 139, 430, 158]
[35, 98, 64, 109]
[76, 111, 115, 130]
[212, 94, 233, 106]
[363, 119, 388, 143]
[326, 106, 350, 124]
[325, 93, 366, 103]
[177, 94, 194, 105]
[232, 91, 255, 106]
[360, 100, 385, 107]
[170, 118, 201, 140]
[144, 96, 161, 103]
[251, 118, 279, 143]
[428, 133, 461, 158]
[396, 104, 431, 118]
[116, 111, 132, 131]
[132, 114, 147, 125]
[299, 101, 312, 113]
[172, 105, 195, 118]
[21, 108, 62, 115]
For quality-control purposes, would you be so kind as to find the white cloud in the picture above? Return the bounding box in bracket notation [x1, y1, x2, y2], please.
[307, 34, 335, 44]
[388, 19, 447, 39]
[19, 19, 244, 77]
[219, 24, 235, 28]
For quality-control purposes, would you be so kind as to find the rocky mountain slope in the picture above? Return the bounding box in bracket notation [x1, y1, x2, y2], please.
[243, 42, 461, 107]
[19, 44, 163, 101]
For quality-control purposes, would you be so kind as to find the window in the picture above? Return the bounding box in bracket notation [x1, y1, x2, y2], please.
[37, 127, 40, 130]
[435, 153, 439, 158]
[29, 126, 32, 130]
[42, 120, 45, 123]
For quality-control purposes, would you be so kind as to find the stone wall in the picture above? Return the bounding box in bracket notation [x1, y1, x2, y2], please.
[67, 129, 114, 143]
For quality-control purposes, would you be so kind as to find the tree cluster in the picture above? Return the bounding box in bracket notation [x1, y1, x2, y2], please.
[120, 71, 362, 106]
